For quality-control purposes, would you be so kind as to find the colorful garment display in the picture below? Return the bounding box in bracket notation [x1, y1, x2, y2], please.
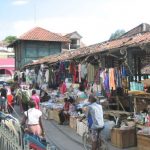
[109, 68, 116, 90]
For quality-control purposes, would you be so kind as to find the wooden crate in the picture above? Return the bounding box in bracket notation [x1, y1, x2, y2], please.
[137, 133, 150, 150]
[111, 128, 136, 148]
[69, 116, 77, 130]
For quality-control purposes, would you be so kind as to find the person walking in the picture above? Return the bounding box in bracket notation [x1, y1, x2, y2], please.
[0, 83, 8, 112]
[31, 90, 40, 109]
[21, 101, 44, 137]
[7, 89, 14, 113]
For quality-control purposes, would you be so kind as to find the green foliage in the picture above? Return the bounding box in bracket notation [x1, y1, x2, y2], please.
[3, 35, 17, 44]
[109, 29, 126, 40]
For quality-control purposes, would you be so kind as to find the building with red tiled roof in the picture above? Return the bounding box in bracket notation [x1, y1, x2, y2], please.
[25, 23, 150, 82]
[19, 27, 69, 42]
[8, 27, 70, 70]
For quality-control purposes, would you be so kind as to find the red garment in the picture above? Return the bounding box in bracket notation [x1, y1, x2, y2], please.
[63, 102, 70, 111]
[7, 94, 13, 106]
[31, 94, 40, 109]
[69, 62, 75, 74]
[60, 82, 67, 94]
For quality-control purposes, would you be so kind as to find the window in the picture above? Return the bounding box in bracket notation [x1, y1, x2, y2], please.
[71, 39, 77, 44]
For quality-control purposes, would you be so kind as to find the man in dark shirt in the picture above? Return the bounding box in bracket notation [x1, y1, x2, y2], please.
[1, 84, 7, 98]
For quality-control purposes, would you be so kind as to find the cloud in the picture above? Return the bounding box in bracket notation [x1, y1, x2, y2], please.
[6, 0, 150, 45]
[12, 0, 29, 6]
[12, 14, 150, 46]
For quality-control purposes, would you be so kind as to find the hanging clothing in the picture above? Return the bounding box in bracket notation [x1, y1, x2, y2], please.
[94, 68, 101, 84]
[59, 82, 67, 94]
[87, 63, 95, 83]
[104, 71, 110, 92]
[122, 66, 127, 77]
[81, 64, 87, 79]
[78, 64, 81, 83]
[109, 68, 116, 90]
[115, 68, 122, 88]
[69, 62, 75, 75]
[45, 69, 49, 83]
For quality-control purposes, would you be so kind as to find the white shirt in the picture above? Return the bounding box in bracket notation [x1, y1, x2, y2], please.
[88, 102, 104, 129]
[24, 108, 42, 125]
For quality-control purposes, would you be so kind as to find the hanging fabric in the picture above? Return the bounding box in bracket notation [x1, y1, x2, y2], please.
[78, 64, 81, 83]
[87, 63, 95, 83]
[109, 68, 116, 90]
[81, 64, 87, 79]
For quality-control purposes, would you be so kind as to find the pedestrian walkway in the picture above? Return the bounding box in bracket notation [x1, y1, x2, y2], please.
[12, 105, 137, 150]
[43, 119, 137, 150]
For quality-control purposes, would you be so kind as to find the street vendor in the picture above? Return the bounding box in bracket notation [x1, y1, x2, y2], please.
[58, 97, 70, 125]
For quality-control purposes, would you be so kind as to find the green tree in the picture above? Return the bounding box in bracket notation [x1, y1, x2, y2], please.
[3, 35, 17, 44]
[109, 29, 126, 40]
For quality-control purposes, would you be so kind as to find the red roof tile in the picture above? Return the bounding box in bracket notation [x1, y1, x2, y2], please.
[19, 27, 69, 42]
[25, 31, 150, 67]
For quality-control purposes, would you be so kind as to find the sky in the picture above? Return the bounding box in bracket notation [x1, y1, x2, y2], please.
[1, 0, 150, 45]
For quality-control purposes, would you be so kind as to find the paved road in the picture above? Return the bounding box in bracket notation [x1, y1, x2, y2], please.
[12, 105, 137, 150]
[43, 119, 84, 150]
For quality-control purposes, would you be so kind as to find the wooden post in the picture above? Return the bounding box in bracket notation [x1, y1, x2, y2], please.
[138, 57, 141, 81]
[134, 97, 137, 115]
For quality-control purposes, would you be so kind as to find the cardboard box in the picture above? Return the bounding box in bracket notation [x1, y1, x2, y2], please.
[69, 116, 77, 130]
[111, 128, 136, 148]
[48, 109, 53, 120]
[76, 119, 88, 136]
[137, 133, 150, 150]
[53, 109, 60, 123]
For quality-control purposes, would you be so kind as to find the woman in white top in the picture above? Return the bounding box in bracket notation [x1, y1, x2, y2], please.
[21, 101, 44, 137]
